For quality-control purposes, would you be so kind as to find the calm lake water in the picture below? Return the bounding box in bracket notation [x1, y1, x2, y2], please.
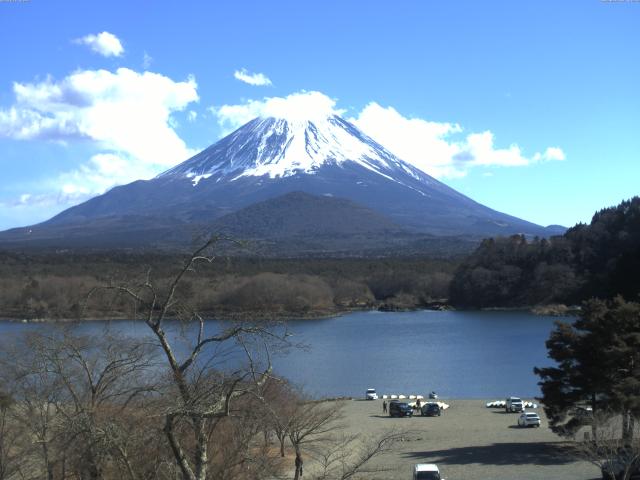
[0, 310, 564, 399]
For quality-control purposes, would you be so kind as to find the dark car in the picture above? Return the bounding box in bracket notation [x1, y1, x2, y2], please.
[421, 402, 441, 417]
[389, 400, 413, 417]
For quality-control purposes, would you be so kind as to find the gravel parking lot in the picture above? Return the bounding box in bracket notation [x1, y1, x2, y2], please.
[332, 399, 601, 480]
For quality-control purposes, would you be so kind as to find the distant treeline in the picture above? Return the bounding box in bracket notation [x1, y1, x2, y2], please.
[6, 198, 638, 319]
[0, 253, 458, 320]
[450, 197, 640, 308]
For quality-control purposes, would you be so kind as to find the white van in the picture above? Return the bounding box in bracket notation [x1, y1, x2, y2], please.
[505, 396, 524, 413]
[413, 463, 444, 480]
[365, 388, 378, 400]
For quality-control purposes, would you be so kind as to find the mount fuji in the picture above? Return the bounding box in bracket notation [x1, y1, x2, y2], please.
[0, 114, 563, 253]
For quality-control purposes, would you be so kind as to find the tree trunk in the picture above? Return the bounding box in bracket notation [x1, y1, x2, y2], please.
[591, 393, 598, 441]
[194, 417, 208, 480]
[164, 416, 197, 480]
[41, 408, 54, 480]
[42, 440, 54, 480]
[86, 451, 102, 480]
[84, 459, 101, 480]
[623, 410, 631, 443]
[293, 447, 302, 480]
[622, 410, 635, 444]
[280, 436, 286, 458]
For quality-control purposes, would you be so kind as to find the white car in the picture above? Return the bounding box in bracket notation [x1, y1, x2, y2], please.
[413, 463, 445, 480]
[518, 411, 541, 427]
[505, 396, 524, 413]
[365, 388, 378, 400]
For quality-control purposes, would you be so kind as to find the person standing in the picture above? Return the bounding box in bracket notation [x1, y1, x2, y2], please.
[382, 400, 387, 414]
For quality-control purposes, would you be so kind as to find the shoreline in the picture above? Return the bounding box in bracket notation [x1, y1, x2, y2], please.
[0, 302, 579, 324]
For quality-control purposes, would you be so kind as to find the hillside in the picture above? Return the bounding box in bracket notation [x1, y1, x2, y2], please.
[449, 197, 640, 308]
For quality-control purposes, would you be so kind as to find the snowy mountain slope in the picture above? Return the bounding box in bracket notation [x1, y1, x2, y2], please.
[159, 115, 463, 202]
[0, 113, 562, 251]
[162, 115, 429, 184]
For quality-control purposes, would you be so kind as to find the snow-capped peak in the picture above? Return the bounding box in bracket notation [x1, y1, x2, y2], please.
[161, 114, 432, 190]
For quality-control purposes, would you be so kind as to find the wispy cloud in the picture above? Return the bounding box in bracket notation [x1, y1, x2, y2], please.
[74, 31, 124, 57]
[142, 51, 153, 69]
[233, 68, 272, 86]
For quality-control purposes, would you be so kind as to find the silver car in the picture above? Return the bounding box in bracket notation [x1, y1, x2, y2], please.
[518, 411, 541, 427]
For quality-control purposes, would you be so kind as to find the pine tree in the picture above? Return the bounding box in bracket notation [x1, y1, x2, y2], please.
[535, 297, 640, 439]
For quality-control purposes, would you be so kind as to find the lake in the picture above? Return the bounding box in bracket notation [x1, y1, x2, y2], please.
[0, 310, 565, 399]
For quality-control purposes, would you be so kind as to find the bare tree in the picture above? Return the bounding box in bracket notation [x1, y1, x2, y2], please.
[0, 390, 26, 480]
[287, 400, 345, 480]
[281, 396, 406, 480]
[310, 431, 405, 480]
[573, 411, 640, 480]
[260, 377, 298, 458]
[2, 237, 393, 480]
[204, 396, 286, 480]
[0, 329, 158, 480]
[259, 381, 406, 480]
[37, 331, 155, 480]
[88, 237, 290, 480]
[0, 336, 66, 480]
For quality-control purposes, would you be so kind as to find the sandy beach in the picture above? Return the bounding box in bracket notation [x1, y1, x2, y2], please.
[327, 399, 601, 480]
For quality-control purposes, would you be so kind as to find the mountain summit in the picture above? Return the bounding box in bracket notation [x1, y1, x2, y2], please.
[0, 113, 563, 252]
[162, 115, 433, 186]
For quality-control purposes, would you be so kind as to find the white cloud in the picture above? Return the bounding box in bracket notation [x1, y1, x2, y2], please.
[233, 68, 273, 86]
[213, 90, 343, 134]
[463, 131, 529, 167]
[75, 31, 124, 57]
[187, 110, 198, 122]
[350, 102, 465, 178]
[350, 102, 566, 178]
[533, 146, 566, 162]
[0, 67, 199, 199]
[56, 153, 160, 200]
[212, 92, 564, 178]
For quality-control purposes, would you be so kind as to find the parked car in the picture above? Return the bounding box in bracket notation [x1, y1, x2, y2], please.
[365, 388, 378, 400]
[421, 402, 441, 417]
[517, 412, 541, 427]
[505, 396, 524, 413]
[573, 405, 594, 423]
[389, 400, 413, 417]
[413, 463, 445, 480]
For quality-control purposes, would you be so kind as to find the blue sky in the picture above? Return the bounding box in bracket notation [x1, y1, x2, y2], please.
[0, 0, 638, 230]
